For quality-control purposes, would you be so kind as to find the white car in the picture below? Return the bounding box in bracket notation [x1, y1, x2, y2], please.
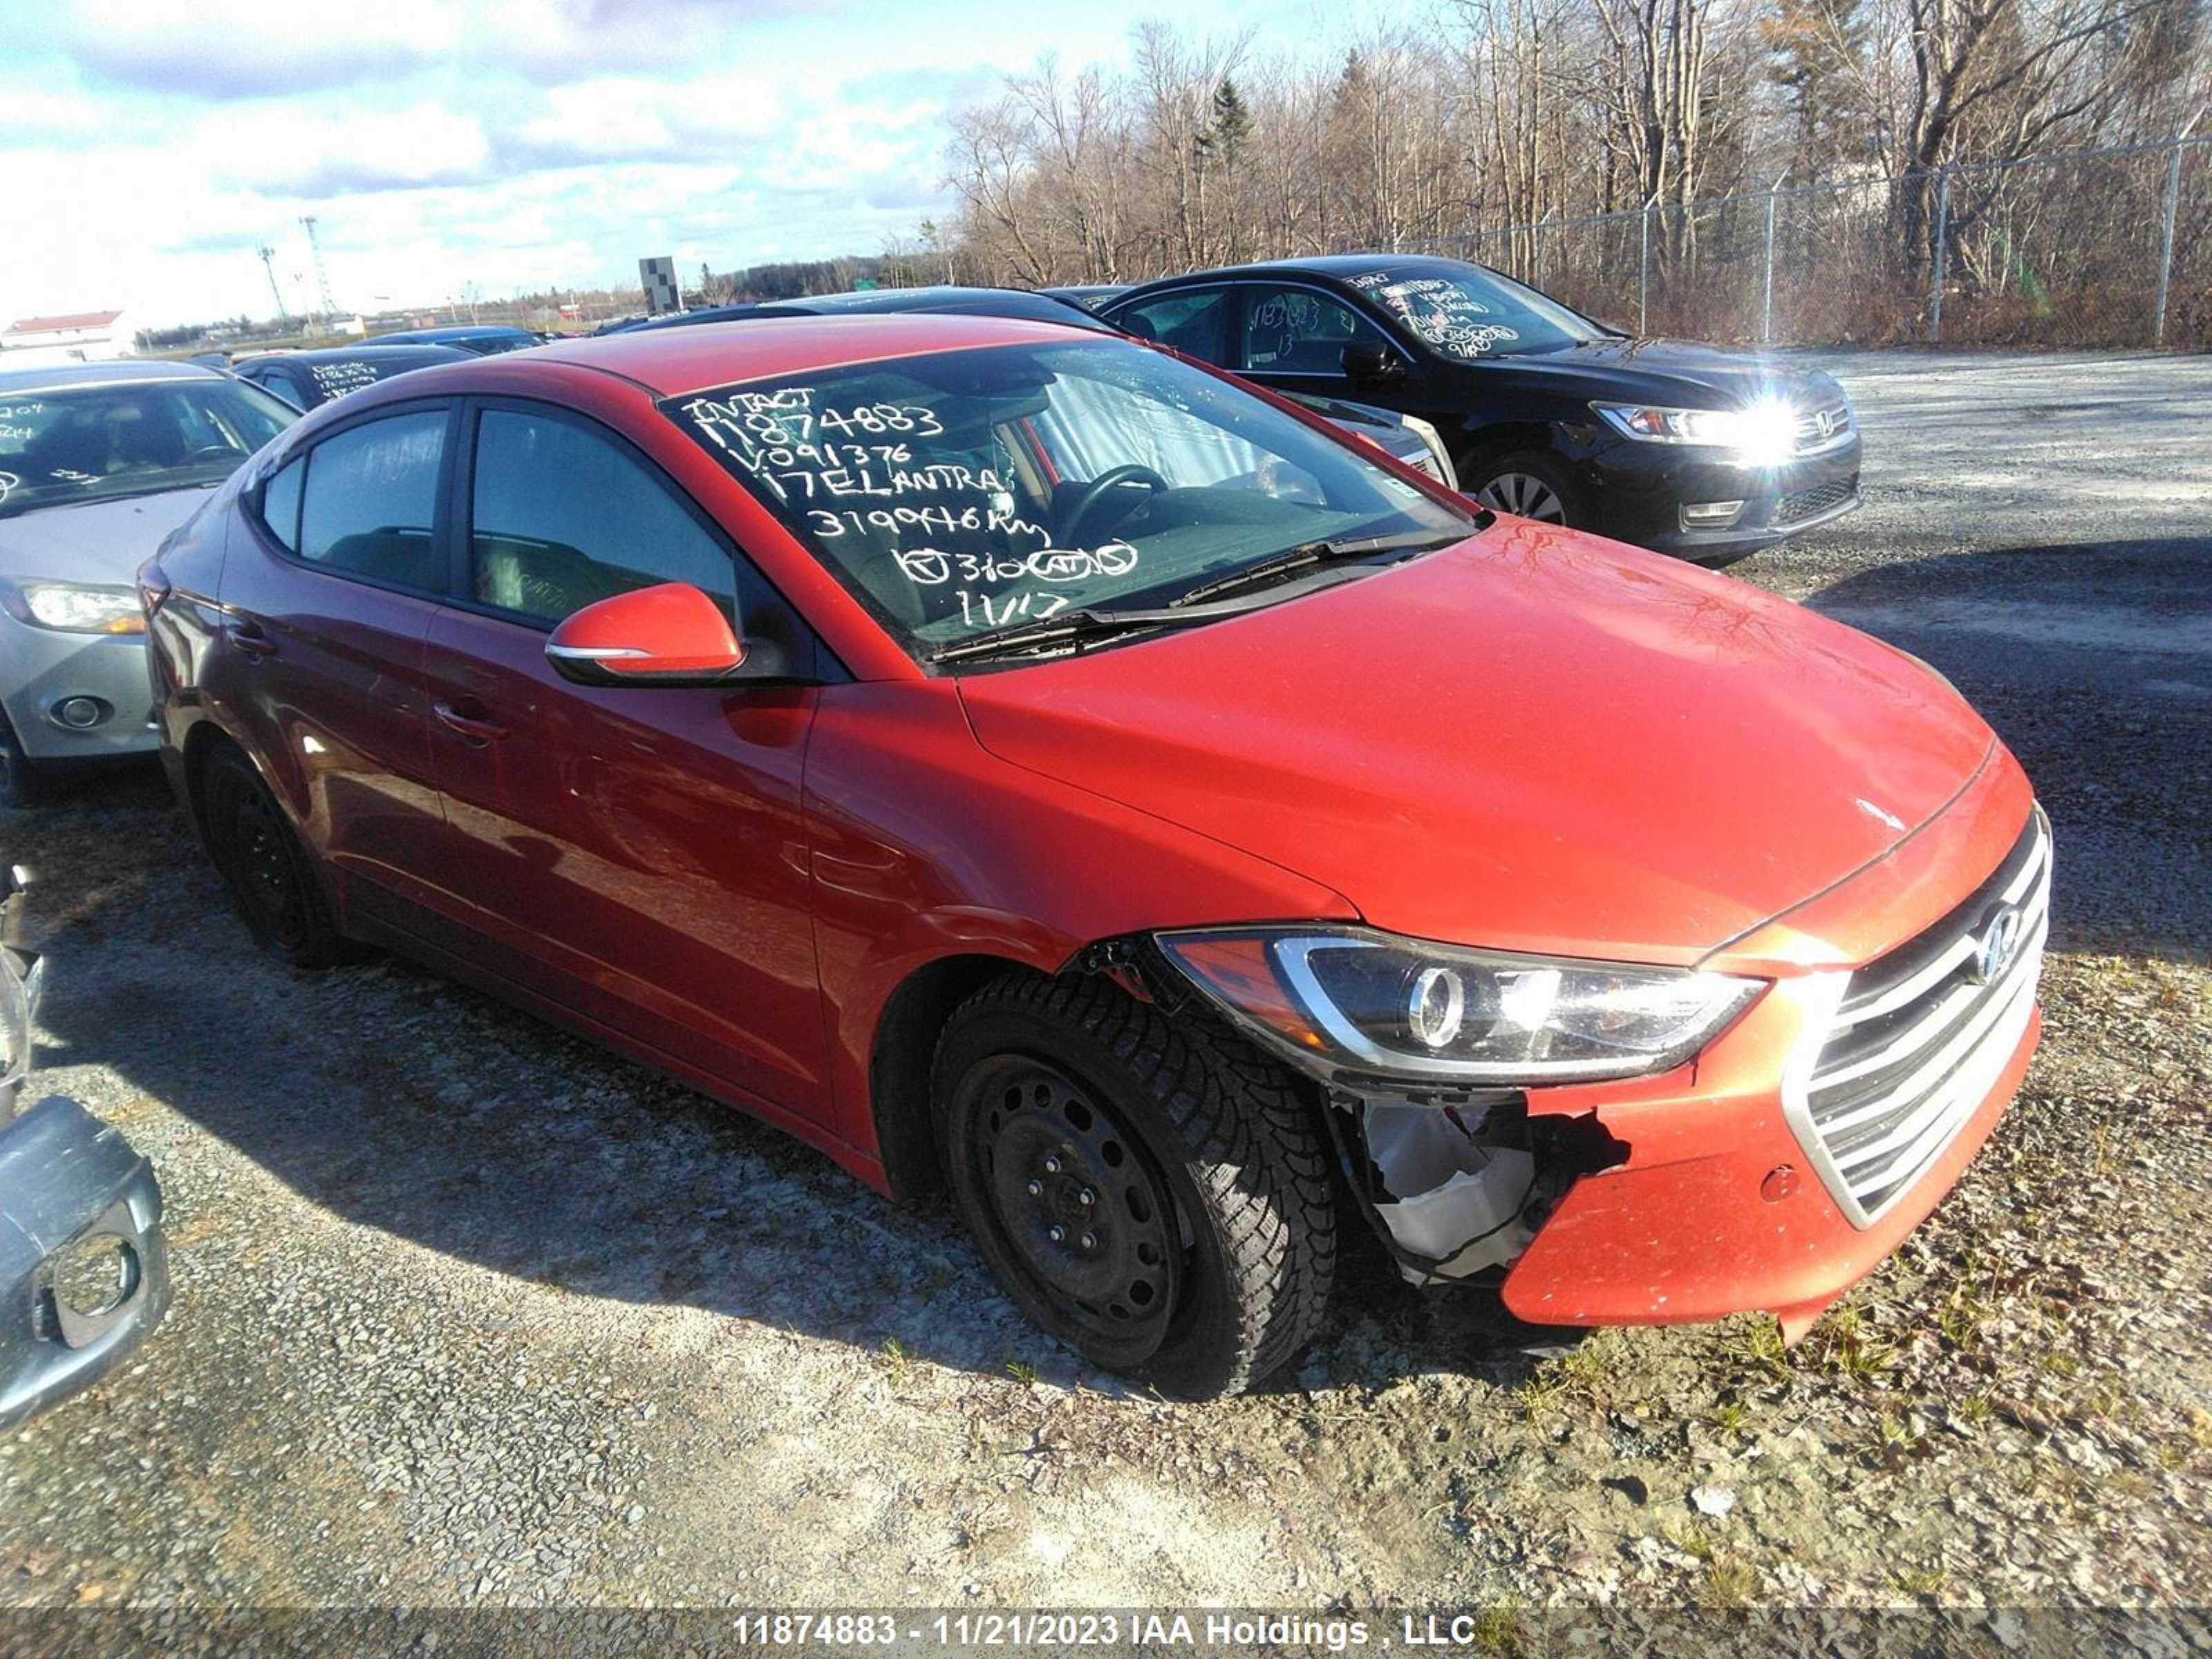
[0, 361, 294, 805]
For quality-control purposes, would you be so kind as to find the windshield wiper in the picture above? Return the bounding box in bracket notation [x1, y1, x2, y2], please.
[924, 605, 1215, 666]
[1170, 529, 1470, 610]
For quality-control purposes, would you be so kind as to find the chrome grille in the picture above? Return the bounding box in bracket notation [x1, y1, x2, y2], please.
[1793, 400, 1855, 455]
[1785, 808, 2051, 1228]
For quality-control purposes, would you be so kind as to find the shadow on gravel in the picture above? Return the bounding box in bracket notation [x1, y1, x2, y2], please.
[1804, 536, 2211, 966]
[19, 771, 1557, 1396]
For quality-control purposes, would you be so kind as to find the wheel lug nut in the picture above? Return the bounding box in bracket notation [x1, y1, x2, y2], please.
[1078, 1188, 1096, 1206]
[1079, 1233, 1096, 1251]
[1048, 1226, 1065, 1244]
[1026, 1179, 1043, 1197]
[1043, 1156, 1061, 1174]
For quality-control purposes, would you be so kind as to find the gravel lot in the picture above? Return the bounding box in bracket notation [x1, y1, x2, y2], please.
[1, 350, 2206, 1624]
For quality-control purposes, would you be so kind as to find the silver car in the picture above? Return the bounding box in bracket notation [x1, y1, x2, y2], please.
[0, 362, 294, 805]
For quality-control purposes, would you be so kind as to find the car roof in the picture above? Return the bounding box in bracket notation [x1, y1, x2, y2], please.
[529, 312, 1116, 398]
[372, 326, 534, 343]
[1116, 254, 1472, 292]
[0, 359, 222, 392]
[247, 344, 474, 366]
[761, 287, 1114, 332]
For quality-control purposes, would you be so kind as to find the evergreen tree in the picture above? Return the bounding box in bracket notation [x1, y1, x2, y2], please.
[1763, 0, 1871, 170]
[1208, 77, 1253, 164]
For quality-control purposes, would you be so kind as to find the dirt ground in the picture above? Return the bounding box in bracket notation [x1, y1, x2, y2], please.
[0, 350, 2206, 1624]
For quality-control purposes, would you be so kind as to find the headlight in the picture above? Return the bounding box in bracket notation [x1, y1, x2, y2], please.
[16, 582, 145, 635]
[1593, 399, 1799, 466]
[1156, 926, 1763, 1084]
[1400, 414, 1458, 489]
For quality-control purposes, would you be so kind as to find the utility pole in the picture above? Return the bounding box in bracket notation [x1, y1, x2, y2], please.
[258, 245, 289, 325]
[299, 216, 338, 321]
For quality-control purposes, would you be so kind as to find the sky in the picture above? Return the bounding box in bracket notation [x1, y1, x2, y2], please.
[1, 0, 1275, 332]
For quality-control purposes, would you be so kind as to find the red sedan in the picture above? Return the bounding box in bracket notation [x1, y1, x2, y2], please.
[141, 317, 2047, 1397]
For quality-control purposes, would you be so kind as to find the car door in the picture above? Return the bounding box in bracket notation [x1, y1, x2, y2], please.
[417, 398, 832, 1123]
[216, 403, 458, 929]
[1231, 281, 1407, 405]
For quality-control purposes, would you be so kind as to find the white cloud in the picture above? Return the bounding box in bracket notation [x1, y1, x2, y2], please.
[0, 0, 1272, 328]
[196, 102, 496, 194]
[512, 73, 788, 164]
[64, 0, 460, 94]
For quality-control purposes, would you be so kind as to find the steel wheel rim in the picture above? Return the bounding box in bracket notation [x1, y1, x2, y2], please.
[964, 1056, 1179, 1352]
[222, 780, 306, 945]
[1477, 471, 1566, 523]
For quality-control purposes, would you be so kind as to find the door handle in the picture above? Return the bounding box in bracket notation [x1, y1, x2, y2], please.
[227, 619, 277, 660]
[433, 701, 509, 744]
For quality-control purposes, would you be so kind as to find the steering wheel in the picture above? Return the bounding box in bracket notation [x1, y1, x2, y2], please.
[1062, 465, 1168, 546]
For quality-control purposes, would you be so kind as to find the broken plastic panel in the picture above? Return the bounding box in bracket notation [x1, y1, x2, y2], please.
[1362, 1099, 1537, 1282]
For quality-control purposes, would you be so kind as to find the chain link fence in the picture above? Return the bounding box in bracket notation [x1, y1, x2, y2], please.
[1404, 135, 2212, 351]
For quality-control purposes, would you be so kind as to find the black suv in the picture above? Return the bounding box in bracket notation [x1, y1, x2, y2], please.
[1101, 255, 1859, 565]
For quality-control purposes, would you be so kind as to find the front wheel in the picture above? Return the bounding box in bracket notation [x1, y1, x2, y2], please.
[1465, 449, 1582, 527]
[933, 973, 1335, 1398]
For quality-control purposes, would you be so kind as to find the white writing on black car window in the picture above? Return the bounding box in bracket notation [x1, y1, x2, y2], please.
[1374, 279, 1520, 357]
[310, 361, 379, 397]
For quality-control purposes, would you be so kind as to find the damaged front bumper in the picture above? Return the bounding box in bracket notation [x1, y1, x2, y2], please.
[1325, 969, 2039, 1333]
[1493, 975, 2036, 1338]
[1334, 788, 2049, 1337]
[0, 1096, 171, 1434]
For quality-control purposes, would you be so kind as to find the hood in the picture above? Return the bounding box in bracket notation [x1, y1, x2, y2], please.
[957, 522, 1993, 966]
[1470, 338, 1844, 414]
[0, 487, 216, 585]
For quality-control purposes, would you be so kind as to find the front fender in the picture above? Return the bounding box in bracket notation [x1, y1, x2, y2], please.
[802, 679, 1356, 1163]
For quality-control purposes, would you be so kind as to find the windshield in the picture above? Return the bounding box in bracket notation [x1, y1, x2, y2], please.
[663, 339, 1474, 660]
[1349, 265, 1611, 359]
[0, 379, 296, 520]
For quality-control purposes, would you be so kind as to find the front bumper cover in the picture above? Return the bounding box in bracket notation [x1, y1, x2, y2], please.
[0, 1096, 171, 1434]
[0, 615, 160, 765]
[1497, 975, 2036, 1338]
[1497, 760, 2042, 1337]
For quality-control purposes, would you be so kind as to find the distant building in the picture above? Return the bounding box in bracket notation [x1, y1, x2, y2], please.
[0, 309, 131, 366]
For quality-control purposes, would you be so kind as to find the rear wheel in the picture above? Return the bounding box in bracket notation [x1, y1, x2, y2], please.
[1465, 449, 1581, 527]
[0, 713, 41, 809]
[200, 745, 357, 967]
[933, 973, 1335, 1398]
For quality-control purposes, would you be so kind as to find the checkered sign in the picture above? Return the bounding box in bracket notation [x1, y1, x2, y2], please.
[639, 256, 679, 316]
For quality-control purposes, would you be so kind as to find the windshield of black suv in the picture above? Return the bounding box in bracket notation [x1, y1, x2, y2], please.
[1348, 264, 1612, 359]
[0, 378, 296, 520]
[663, 338, 1476, 658]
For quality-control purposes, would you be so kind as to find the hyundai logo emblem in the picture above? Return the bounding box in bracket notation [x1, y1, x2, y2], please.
[1971, 903, 2025, 986]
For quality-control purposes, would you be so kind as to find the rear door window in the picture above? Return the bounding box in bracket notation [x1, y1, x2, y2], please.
[259, 456, 303, 552]
[296, 410, 447, 590]
[1238, 285, 1393, 375]
[1114, 288, 1231, 364]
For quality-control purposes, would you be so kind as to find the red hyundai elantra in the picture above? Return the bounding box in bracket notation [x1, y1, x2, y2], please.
[142, 317, 2047, 1397]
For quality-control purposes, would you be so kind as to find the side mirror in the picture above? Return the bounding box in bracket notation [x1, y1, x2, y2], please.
[545, 582, 747, 688]
[1341, 344, 1403, 384]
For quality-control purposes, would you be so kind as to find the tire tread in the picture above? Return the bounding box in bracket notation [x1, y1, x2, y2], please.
[941, 971, 1335, 1396]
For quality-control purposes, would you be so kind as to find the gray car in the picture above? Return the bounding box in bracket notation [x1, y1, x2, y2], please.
[0, 361, 295, 804]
